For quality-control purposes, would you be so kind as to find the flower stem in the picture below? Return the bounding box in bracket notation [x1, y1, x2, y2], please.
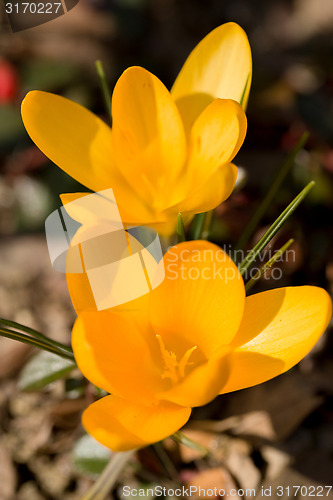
[81, 451, 133, 500]
[238, 181, 314, 276]
[200, 209, 213, 240]
[240, 73, 251, 108]
[95, 60, 112, 125]
[190, 213, 206, 240]
[177, 213, 186, 243]
[235, 132, 309, 251]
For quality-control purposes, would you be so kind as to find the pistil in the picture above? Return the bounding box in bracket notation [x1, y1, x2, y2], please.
[156, 334, 197, 383]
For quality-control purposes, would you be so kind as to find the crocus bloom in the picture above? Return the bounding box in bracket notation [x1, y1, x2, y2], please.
[71, 241, 332, 451]
[21, 23, 251, 235]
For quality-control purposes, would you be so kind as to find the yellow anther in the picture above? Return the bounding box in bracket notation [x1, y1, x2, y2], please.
[156, 335, 197, 384]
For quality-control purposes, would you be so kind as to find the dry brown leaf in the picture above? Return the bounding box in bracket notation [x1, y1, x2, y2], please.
[261, 445, 291, 480]
[0, 338, 31, 380]
[188, 411, 275, 440]
[0, 439, 17, 500]
[225, 438, 261, 490]
[185, 467, 236, 500]
[49, 398, 86, 429]
[220, 372, 324, 441]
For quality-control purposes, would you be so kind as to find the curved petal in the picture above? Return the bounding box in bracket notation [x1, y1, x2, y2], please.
[83, 395, 191, 451]
[186, 99, 247, 185]
[60, 192, 123, 228]
[72, 311, 162, 404]
[171, 22, 252, 132]
[158, 346, 231, 407]
[66, 271, 96, 314]
[22, 91, 114, 192]
[149, 241, 245, 357]
[21, 91, 155, 226]
[221, 286, 332, 393]
[171, 163, 238, 215]
[220, 352, 285, 394]
[111, 67, 187, 209]
[60, 191, 158, 228]
[66, 268, 153, 316]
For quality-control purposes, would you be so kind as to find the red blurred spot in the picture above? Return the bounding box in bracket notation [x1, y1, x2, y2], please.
[0, 60, 19, 104]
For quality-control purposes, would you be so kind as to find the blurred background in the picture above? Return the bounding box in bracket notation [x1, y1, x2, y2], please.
[0, 0, 333, 498]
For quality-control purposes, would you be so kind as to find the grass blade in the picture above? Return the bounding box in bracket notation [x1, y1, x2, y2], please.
[95, 60, 112, 125]
[238, 181, 314, 276]
[245, 238, 294, 293]
[0, 327, 75, 361]
[236, 132, 309, 250]
[0, 317, 73, 354]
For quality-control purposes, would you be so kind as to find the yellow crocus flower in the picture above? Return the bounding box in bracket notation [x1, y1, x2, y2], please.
[71, 241, 332, 451]
[21, 23, 251, 235]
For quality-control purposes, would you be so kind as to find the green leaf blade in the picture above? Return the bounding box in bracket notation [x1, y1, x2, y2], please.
[245, 238, 294, 293]
[236, 132, 309, 251]
[72, 434, 111, 478]
[18, 351, 76, 391]
[238, 181, 314, 276]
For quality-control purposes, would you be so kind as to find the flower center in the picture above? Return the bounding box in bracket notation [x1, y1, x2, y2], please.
[156, 334, 197, 384]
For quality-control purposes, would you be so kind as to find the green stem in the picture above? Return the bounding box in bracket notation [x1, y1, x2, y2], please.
[0, 327, 75, 361]
[189, 210, 214, 241]
[200, 209, 213, 240]
[238, 181, 314, 276]
[189, 213, 206, 240]
[95, 60, 112, 125]
[0, 317, 73, 354]
[81, 451, 133, 500]
[236, 132, 309, 251]
[240, 73, 251, 108]
[245, 238, 294, 293]
[177, 213, 186, 243]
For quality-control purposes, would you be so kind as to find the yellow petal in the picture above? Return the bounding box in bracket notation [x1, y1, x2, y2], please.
[164, 99, 246, 213]
[221, 286, 332, 393]
[149, 241, 245, 358]
[186, 99, 247, 185]
[21, 91, 154, 226]
[169, 164, 238, 215]
[158, 346, 231, 407]
[171, 22, 252, 132]
[72, 311, 162, 404]
[60, 192, 123, 227]
[111, 66, 187, 210]
[83, 395, 191, 451]
[21, 91, 114, 192]
[66, 271, 96, 314]
[64, 217, 156, 314]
